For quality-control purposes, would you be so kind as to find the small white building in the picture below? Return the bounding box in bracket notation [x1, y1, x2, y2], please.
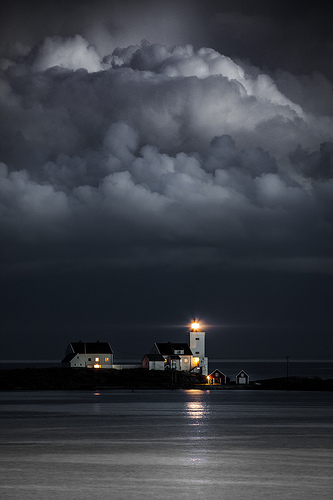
[61, 341, 113, 368]
[236, 370, 249, 385]
[142, 353, 165, 371]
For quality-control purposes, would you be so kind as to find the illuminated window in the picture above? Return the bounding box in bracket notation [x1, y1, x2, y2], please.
[105, 357, 109, 362]
[95, 357, 99, 362]
[184, 358, 188, 362]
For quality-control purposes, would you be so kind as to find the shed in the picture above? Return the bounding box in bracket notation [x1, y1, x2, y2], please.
[208, 369, 227, 385]
[236, 370, 249, 385]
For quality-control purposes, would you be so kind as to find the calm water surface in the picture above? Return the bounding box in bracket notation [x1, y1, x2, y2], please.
[1, 390, 333, 499]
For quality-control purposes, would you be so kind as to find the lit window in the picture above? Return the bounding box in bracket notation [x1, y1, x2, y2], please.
[95, 357, 99, 362]
[94, 364, 101, 369]
[184, 358, 188, 362]
[194, 357, 200, 363]
[105, 357, 109, 362]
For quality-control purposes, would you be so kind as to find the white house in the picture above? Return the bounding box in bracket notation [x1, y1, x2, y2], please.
[150, 342, 193, 371]
[61, 341, 113, 368]
[145, 320, 209, 376]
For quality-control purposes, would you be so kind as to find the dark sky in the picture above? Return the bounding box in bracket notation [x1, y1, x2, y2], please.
[1, 0, 333, 361]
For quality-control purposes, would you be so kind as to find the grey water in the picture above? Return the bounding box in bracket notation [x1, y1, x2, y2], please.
[1, 390, 333, 499]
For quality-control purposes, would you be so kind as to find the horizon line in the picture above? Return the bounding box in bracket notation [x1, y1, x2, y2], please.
[1, 358, 333, 363]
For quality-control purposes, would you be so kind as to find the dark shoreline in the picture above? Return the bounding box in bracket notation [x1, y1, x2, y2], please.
[1, 367, 333, 391]
[0, 367, 204, 391]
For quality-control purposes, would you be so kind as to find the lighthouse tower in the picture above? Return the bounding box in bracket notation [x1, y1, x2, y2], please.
[187, 319, 208, 376]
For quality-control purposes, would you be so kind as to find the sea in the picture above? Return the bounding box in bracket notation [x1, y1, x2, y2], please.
[1, 389, 333, 499]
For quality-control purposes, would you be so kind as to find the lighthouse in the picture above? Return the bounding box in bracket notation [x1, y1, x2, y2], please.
[187, 319, 208, 376]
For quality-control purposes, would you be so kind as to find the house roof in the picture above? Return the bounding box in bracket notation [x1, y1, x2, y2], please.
[69, 341, 113, 354]
[236, 370, 249, 377]
[154, 342, 192, 356]
[61, 353, 77, 363]
[209, 369, 226, 377]
[143, 353, 165, 362]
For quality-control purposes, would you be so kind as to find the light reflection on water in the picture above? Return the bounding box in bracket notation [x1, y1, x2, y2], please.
[0, 390, 333, 500]
[183, 392, 210, 467]
[185, 400, 208, 420]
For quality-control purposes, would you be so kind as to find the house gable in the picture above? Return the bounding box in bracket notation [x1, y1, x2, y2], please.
[62, 341, 113, 368]
[236, 370, 249, 384]
[153, 342, 192, 356]
[208, 369, 227, 384]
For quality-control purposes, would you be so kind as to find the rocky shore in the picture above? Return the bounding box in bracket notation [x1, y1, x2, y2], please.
[1, 368, 332, 391]
[0, 367, 205, 391]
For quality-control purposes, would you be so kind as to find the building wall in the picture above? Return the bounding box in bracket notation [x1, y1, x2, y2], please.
[179, 356, 191, 371]
[199, 357, 208, 376]
[236, 372, 249, 384]
[148, 361, 165, 371]
[188, 331, 206, 358]
[82, 353, 113, 368]
[68, 353, 113, 368]
[68, 354, 85, 368]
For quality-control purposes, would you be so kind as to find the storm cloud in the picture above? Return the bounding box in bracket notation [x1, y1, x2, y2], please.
[1, 36, 333, 274]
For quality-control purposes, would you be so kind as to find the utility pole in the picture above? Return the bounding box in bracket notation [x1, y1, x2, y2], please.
[286, 356, 290, 381]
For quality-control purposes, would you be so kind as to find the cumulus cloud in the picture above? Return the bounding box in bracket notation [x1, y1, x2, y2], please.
[29, 35, 104, 73]
[1, 37, 333, 273]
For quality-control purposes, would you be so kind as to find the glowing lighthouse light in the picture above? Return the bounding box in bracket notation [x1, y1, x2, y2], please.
[191, 320, 201, 331]
[187, 318, 208, 376]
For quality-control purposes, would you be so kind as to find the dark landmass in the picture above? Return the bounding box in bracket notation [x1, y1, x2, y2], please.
[1, 368, 333, 391]
[0, 367, 206, 390]
[253, 376, 333, 391]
